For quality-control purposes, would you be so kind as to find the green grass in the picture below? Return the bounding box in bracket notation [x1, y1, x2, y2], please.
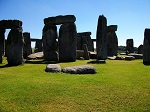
[0, 58, 150, 112]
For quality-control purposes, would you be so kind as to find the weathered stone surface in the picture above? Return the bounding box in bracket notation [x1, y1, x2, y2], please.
[42, 24, 58, 61]
[89, 51, 97, 59]
[125, 56, 135, 61]
[87, 60, 106, 64]
[96, 15, 107, 60]
[0, 29, 5, 63]
[143, 29, 150, 65]
[28, 52, 44, 60]
[107, 31, 118, 56]
[59, 23, 77, 62]
[77, 32, 94, 51]
[45, 64, 61, 72]
[44, 15, 76, 25]
[83, 44, 90, 60]
[107, 25, 117, 32]
[0, 20, 22, 29]
[128, 53, 143, 59]
[77, 32, 91, 36]
[108, 56, 125, 60]
[138, 44, 143, 54]
[76, 50, 84, 59]
[23, 32, 32, 59]
[62, 65, 96, 74]
[126, 39, 134, 54]
[35, 39, 43, 53]
[6, 28, 24, 65]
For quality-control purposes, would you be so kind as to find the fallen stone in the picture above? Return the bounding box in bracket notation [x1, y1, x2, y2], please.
[28, 52, 44, 60]
[115, 56, 125, 60]
[87, 60, 106, 64]
[62, 65, 96, 74]
[45, 64, 61, 72]
[125, 56, 135, 61]
[128, 53, 143, 59]
[44, 15, 76, 25]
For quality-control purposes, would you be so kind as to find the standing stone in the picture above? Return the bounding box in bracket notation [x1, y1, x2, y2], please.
[107, 25, 118, 56]
[138, 44, 143, 54]
[96, 15, 107, 60]
[23, 32, 32, 59]
[42, 24, 58, 61]
[0, 29, 5, 63]
[83, 44, 90, 60]
[143, 29, 150, 65]
[126, 39, 134, 54]
[59, 23, 77, 62]
[6, 28, 24, 65]
[77, 35, 82, 50]
[35, 39, 43, 53]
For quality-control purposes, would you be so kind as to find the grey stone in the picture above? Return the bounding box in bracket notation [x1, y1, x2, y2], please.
[42, 24, 58, 61]
[89, 51, 97, 59]
[107, 25, 117, 32]
[6, 28, 24, 65]
[128, 53, 143, 59]
[59, 23, 77, 62]
[35, 39, 43, 53]
[0, 29, 5, 63]
[143, 29, 150, 65]
[77, 36, 82, 50]
[83, 44, 90, 60]
[125, 56, 135, 61]
[45, 64, 61, 72]
[126, 39, 134, 54]
[107, 31, 118, 56]
[0, 20, 22, 29]
[62, 65, 96, 74]
[96, 15, 107, 60]
[76, 50, 84, 59]
[28, 52, 44, 60]
[115, 56, 125, 60]
[138, 44, 143, 54]
[44, 15, 76, 25]
[77, 32, 91, 36]
[23, 32, 32, 59]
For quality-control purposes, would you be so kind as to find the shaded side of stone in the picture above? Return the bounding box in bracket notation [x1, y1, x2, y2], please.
[44, 15, 76, 25]
[0, 20, 22, 29]
[138, 44, 143, 54]
[42, 24, 58, 61]
[107, 30, 118, 56]
[0, 29, 5, 63]
[83, 44, 90, 60]
[35, 39, 43, 53]
[77, 32, 91, 36]
[62, 65, 96, 74]
[143, 29, 150, 65]
[23, 32, 32, 59]
[96, 15, 107, 60]
[126, 39, 134, 54]
[6, 28, 24, 65]
[59, 23, 77, 62]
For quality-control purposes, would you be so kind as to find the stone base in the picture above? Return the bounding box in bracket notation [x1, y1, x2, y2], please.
[143, 61, 150, 65]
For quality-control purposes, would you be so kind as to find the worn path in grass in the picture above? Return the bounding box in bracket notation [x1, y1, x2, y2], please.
[0, 59, 150, 112]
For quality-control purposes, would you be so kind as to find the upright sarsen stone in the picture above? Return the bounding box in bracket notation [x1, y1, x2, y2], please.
[59, 23, 77, 62]
[42, 24, 58, 61]
[35, 39, 43, 53]
[23, 32, 32, 59]
[6, 28, 24, 65]
[96, 15, 107, 60]
[0, 29, 5, 63]
[107, 25, 118, 56]
[143, 29, 150, 65]
[126, 39, 134, 54]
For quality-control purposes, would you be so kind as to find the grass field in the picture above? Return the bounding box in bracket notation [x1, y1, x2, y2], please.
[0, 58, 150, 112]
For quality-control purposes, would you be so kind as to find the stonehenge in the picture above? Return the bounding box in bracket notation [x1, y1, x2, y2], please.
[0, 20, 24, 65]
[143, 29, 150, 65]
[43, 15, 77, 62]
[107, 25, 118, 56]
[96, 15, 107, 60]
[126, 39, 134, 54]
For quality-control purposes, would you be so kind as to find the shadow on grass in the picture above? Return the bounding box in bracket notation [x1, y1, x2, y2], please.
[0, 64, 16, 68]
[87, 60, 106, 64]
[25, 60, 58, 64]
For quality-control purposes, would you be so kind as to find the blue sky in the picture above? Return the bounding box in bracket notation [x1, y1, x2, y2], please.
[0, 0, 150, 47]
